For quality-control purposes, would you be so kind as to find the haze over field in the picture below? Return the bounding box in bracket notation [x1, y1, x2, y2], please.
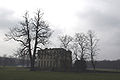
[0, 0, 120, 60]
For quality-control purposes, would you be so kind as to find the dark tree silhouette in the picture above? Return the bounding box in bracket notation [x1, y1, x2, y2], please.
[5, 10, 52, 70]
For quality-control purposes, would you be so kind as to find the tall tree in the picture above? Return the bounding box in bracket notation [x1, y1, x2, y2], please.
[58, 35, 73, 71]
[5, 10, 52, 70]
[73, 33, 88, 71]
[87, 30, 99, 71]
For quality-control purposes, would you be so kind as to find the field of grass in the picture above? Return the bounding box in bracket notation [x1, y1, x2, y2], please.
[0, 67, 120, 80]
[88, 68, 120, 72]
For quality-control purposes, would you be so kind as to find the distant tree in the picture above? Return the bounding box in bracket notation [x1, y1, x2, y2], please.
[87, 30, 99, 71]
[14, 47, 28, 67]
[2, 54, 8, 67]
[59, 35, 73, 50]
[7, 55, 16, 66]
[5, 10, 52, 70]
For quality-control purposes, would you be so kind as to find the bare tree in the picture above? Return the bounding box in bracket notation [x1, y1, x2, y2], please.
[87, 30, 99, 71]
[74, 33, 88, 60]
[58, 35, 73, 71]
[73, 33, 89, 71]
[59, 35, 73, 50]
[5, 10, 52, 70]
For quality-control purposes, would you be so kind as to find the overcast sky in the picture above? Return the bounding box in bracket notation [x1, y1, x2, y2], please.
[0, 0, 120, 60]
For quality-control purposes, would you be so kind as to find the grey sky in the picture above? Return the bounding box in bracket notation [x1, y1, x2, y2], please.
[0, 0, 120, 60]
[75, 0, 120, 60]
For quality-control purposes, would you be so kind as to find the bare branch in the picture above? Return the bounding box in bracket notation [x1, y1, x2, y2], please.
[59, 35, 73, 50]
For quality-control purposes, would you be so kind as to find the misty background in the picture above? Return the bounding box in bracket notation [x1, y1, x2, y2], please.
[0, 0, 120, 60]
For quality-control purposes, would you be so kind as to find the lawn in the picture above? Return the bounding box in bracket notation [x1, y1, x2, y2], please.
[0, 67, 120, 80]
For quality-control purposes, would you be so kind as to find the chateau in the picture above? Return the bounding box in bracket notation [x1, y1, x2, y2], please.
[36, 48, 72, 71]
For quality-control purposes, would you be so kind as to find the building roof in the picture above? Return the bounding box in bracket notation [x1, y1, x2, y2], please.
[37, 48, 72, 56]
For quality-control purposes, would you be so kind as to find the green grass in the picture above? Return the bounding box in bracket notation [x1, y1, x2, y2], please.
[0, 67, 120, 80]
[88, 68, 120, 72]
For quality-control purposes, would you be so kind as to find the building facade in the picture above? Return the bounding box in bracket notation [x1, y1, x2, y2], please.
[36, 48, 72, 71]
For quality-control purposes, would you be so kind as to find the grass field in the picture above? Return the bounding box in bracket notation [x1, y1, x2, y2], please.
[0, 67, 120, 80]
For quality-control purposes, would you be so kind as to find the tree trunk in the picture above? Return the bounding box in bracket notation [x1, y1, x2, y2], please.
[91, 56, 95, 71]
[30, 57, 35, 71]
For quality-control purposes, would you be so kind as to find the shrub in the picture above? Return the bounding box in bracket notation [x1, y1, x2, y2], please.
[73, 58, 87, 72]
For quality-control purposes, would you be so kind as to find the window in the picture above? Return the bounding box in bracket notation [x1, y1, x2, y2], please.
[47, 61, 49, 67]
[44, 55, 46, 59]
[41, 61, 43, 67]
[44, 61, 46, 67]
[50, 61, 52, 67]
[50, 55, 52, 59]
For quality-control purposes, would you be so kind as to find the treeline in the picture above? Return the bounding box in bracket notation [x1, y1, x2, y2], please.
[0, 55, 120, 70]
[87, 60, 120, 70]
[0, 56, 30, 67]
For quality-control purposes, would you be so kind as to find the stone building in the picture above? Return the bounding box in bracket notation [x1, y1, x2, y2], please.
[36, 48, 72, 71]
